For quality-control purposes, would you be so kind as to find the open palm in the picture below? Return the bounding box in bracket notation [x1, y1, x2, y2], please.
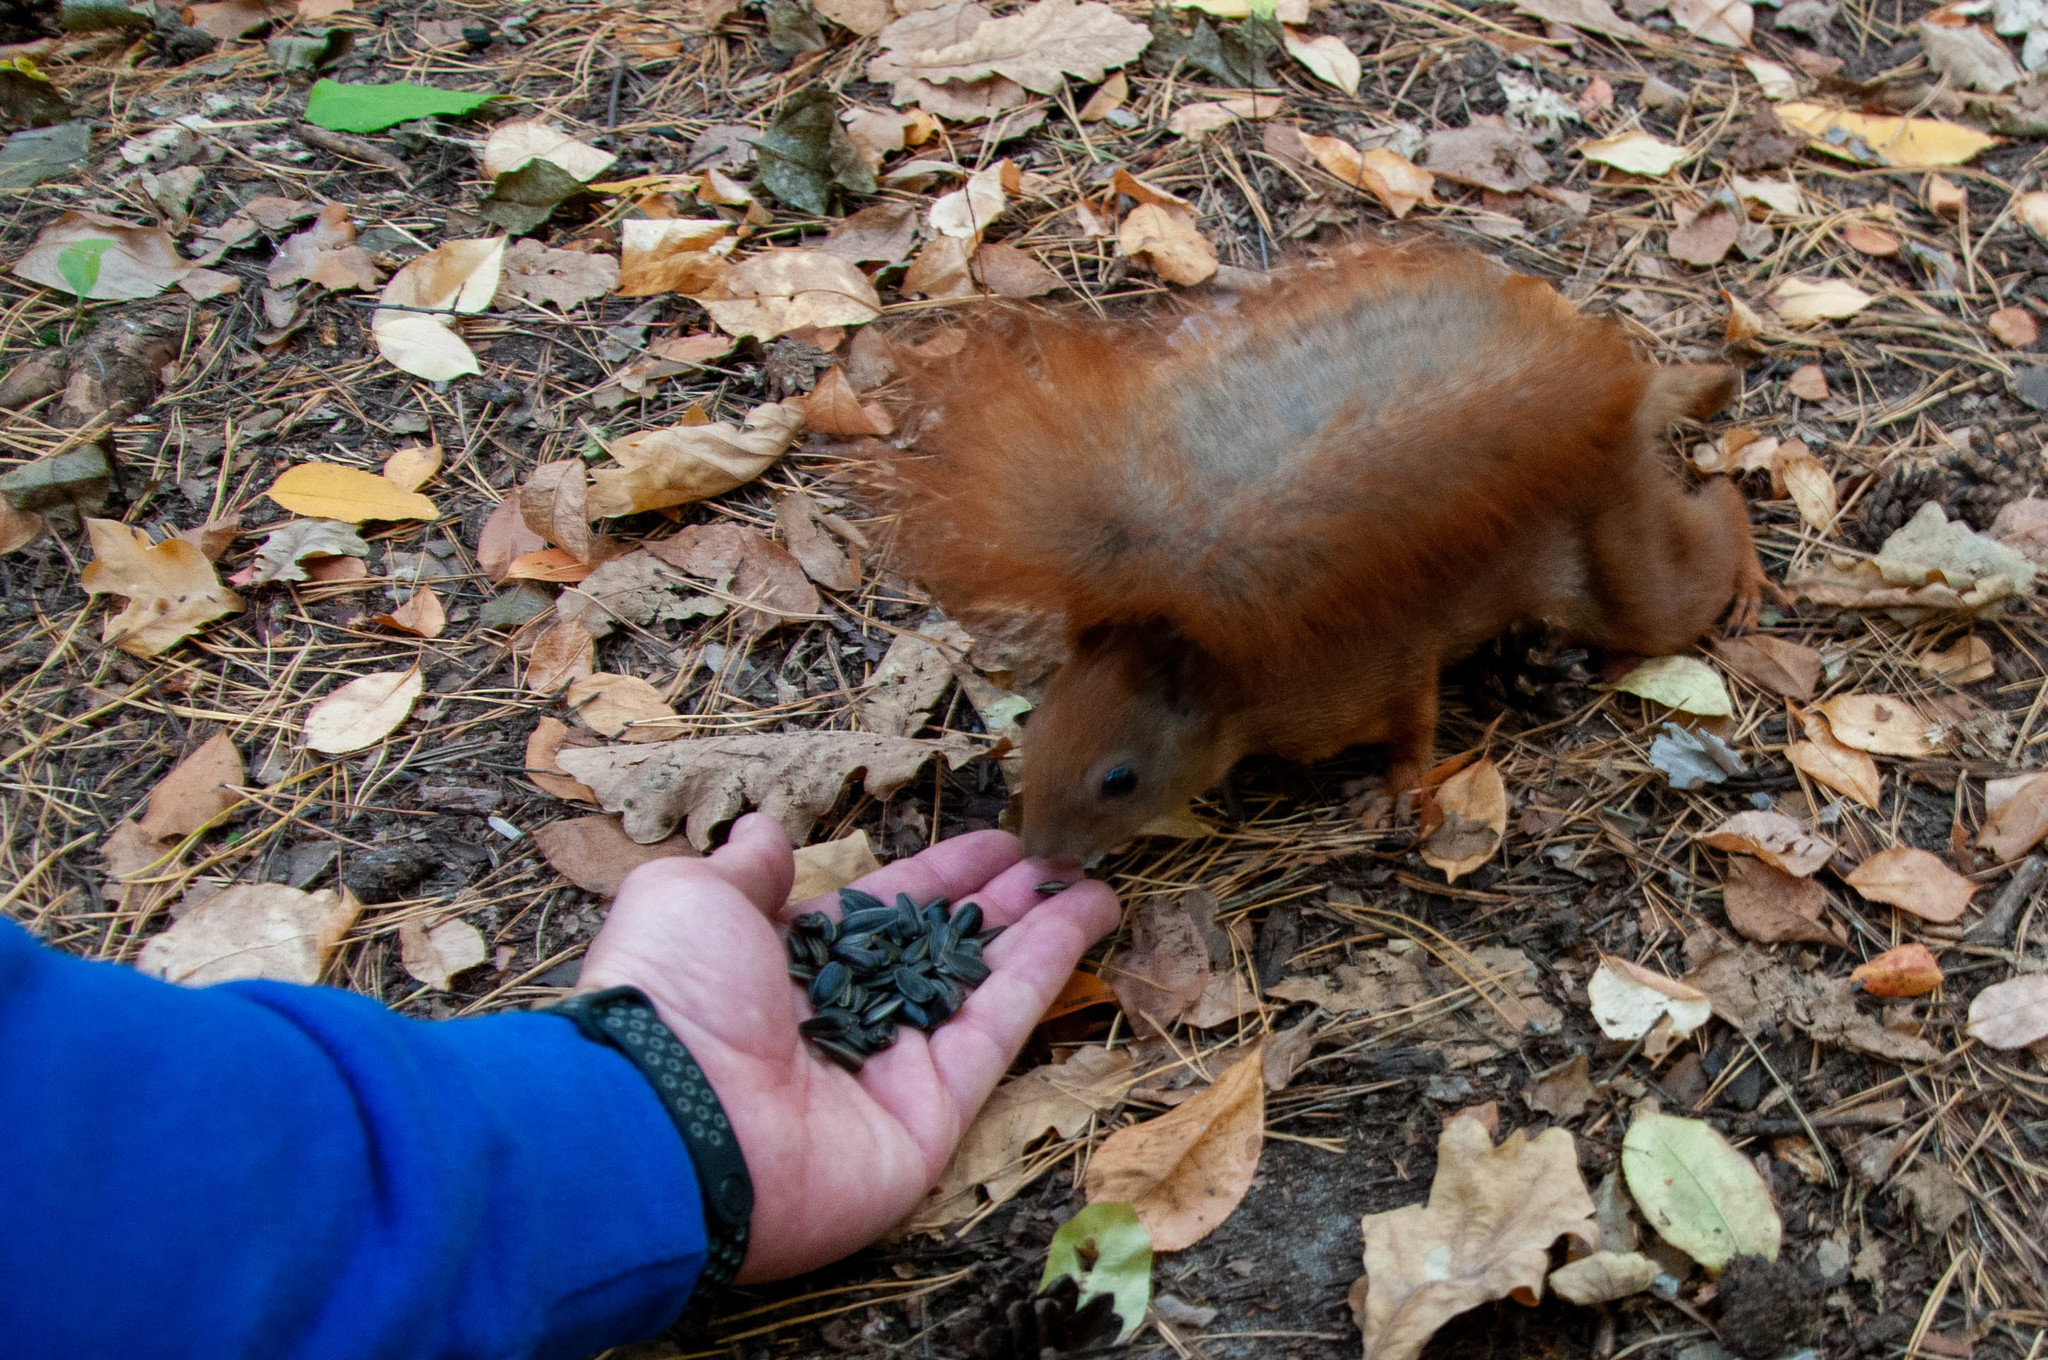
[578, 813, 1121, 1282]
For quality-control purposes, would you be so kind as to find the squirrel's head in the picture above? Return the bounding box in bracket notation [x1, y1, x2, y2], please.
[1019, 622, 1243, 867]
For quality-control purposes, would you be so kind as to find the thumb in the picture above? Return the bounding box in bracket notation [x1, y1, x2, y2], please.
[704, 813, 796, 917]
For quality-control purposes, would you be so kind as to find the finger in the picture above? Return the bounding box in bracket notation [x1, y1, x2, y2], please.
[923, 880, 1121, 1116]
[618, 813, 794, 921]
[778, 829, 1023, 926]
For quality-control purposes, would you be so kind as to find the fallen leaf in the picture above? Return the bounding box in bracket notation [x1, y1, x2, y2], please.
[1111, 891, 1225, 1034]
[1580, 131, 1690, 177]
[81, 518, 244, 657]
[12, 210, 193, 300]
[1084, 1044, 1264, 1251]
[1672, 0, 1750, 43]
[266, 464, 438, 523]
[0, 499, 43, 554]
[567, 672, 679, 740]
[753, 86, 877, 217]
[495, 238, 618, 309]
[504, 550, 595, 583]
[1701, 812, 1835, 880]
[804, 365, 893, 436]
[304, 79, 496, 133]
[137, 884, 359, 985]
[399, 915, 487, 989]
[858, 617, 970, 736]
[303, 669, 422, 754]
[1845, 847, 1977, 922]
[1770, 277, 1876, 323]
[1893, 1161, 1969, 1238]
[1613, 654, 1732, 716]
[616, 218, 731, 296]
[1723, 855, 1845, 946]
[1964, 974, 2048, 1048]
[1989, 306, 2037, 348]
[1622, 1112, 1781, 1270]
[1423, 121, 1549, 192]
[1710, 635, 1820, 699]
[902, 235, 976, 299]
[1923, 172, 1963, 220]
[818, 200, 921, 264]
[788, 828, 884, 904]
[1786, 364, 1830, 400]
[1732, 174, 1801, 216]
[1876, 501, 2035, 597]
[910, 1046, 1134, 1227]
[1549, 1251, 1659, 1305]
[230, 519, 367, 588]
[1421, 756, 1506, 883]
[1921, 635, 1995, 683]
[1851, 943, 1944, 998]
[183, 0, 283, 39]
[267, 202, 380, 292]
[1786, 720, 1884, 810]
[1843, 222, 1900, 255]
[1118, 203, 1218, 285]
[1649, 721, 1747, 790]
[1355, 1115, 1597, 1360]
[1920, 15, 2020, 93]
[777, 489, 860, 592]
[478, 497, 545, 582]
[929, 161, 1010, 239]
[553, 550, 722, 640]
[1298, 131, 1435, 218]
[1587, 955, 1713, 1042]
[1041, 1203, 1152, 1343]
[371, 237, 505, 381]
[899, 0, 1150, 95]
[2020, 190, 2048, 242]
[526, 620, 595, 695]
[1742, 55, 1799, 99]
[1684, 932, 1942, 1063]
[588, 399, 803, 517]
[557, 729, 978, 846]
[1510, 0, 1649, 42]
[691, 247, 882, 340]
[137, 733, 244, 841]
[1775, 101, 1997, 168]
[379, 444, 441, 494]
[1817, 694, 1935, 757]
[518, 460, 591, 561]
[525, 717, 598, 803]
[480, 118, 617, 181]
[643, 522, 820, 636]
[1281, 27, 1359, 93]
[1667, 205, 1740, 267]
[1524, 1053, 1597, 1120]
[1775, 442, 1838, 530]
[532, 814, 695, 895]
[373, 586, 446, 639]
[1978, 773, 2048, 860]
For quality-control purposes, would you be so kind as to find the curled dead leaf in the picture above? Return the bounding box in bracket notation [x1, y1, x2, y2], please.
[1083, 1044, 1264, 1251]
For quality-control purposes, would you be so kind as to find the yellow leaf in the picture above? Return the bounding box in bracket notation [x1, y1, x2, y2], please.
[1776, 101, 1997, 168]
[303, 669, 423, 754]
[1281, 26, 1359, 94]
[80, 518, 244, 657]
[1579, 131, 1690, 177]
[1769, 277, 1876, 323]
[381, 443, 442, 491]
[788, 828, 885, 905]
[266, 464, 439, 522]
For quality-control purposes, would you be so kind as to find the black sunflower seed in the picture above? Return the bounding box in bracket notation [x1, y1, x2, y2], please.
[893, 965, 938, 1004]
[900, 998, 932, 1028]
[938, 951, 990, 985]
[950, 901, 983, 937]
[839, 887, 888, 915]
[787, 963, 817, 983]
[863, 994, 904, 1026]
[840, 906, 897, 936]
[809, 960, 851, 1008]
[811, 1037, 866, 1072]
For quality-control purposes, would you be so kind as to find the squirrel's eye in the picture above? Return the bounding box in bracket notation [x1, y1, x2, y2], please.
[1100, 766, 1138, 799]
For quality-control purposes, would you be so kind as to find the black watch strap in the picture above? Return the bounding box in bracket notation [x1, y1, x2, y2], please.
[545, 986, 753, 1295]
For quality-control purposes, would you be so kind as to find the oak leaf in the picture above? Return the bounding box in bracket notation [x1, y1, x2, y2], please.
[900, 0, 1150, 96]
[81, 518, 244, 657]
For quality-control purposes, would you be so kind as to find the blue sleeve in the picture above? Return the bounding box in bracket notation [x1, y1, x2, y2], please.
[0, 917, 708, 1360]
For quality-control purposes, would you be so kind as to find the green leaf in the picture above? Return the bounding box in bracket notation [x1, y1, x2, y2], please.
[1612, 654, 1732, 717]
[1621, 1112, 1782, 1271]
[303, 79, 497, 134]
[1041, 1202, 1152, 1343]
[752, 85, 875, 217]
[56, 238, 112, 298]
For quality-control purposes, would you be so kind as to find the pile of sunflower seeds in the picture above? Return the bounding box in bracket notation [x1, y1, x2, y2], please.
[785, 887, 1000, 1072]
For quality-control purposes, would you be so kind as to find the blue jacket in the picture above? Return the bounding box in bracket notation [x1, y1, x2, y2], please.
[0, 917, 707, 1359]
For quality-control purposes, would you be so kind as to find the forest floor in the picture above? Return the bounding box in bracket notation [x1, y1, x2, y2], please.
[2, 0, 2046, 1355]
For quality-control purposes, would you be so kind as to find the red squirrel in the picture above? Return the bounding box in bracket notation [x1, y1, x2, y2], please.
[876, 243, 1774, 864]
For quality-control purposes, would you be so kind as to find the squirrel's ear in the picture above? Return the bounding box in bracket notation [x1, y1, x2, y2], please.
[1640, 364, 1738, 428]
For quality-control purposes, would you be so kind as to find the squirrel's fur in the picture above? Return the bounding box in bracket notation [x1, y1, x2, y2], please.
[877, 243, 1773, 862]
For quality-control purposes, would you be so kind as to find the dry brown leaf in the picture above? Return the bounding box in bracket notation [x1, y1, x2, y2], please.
[929, 162, 1011, 239]
[1709, 635, 1820, 699]
[1424, 121, 1549, 191]
[804, 365, 894, 436]
[819, 201, 921, 264]
[1523, 1054, 1596, 1121]
[910, 1046, 1135, 1229]
[1111, 891, 1225, 1035]
[1698, 810, 1835, 876]
[858, 617, 970, 736]
[373, 587, 446, 639]
[1167, 95, 1284, 138]
[776, 489, 860, 592]
[1724, 289, 1764, 341]
[183, 0, 283, 38]
[556, 729, 978, 847]
[567, 672, 679, 741]
[519, 460, 593, 562]
[1845, 847, 1977, 922]
[616, 218, 731, 296]
[527, 620, 595, 695]
[1266, 949, 1431, 1015]
[504, 550, 592, 583]
[1723, 856, 1845, 946]
[532, 814, 695, 895]
[896, 0, 1150, 96]
[1977, 773, 2048, 860]
[1667, 205, 1740, 267]
[1925, 172, 1966, 217]
[1356, 1114, 1597, 1360]
[1850, 943, 1944, 998]
[1921, 635, 1995, 683]
[1084, 1044, 1264, 1251]
[13, 211, 194, 300]
[1118, 204, 1218, 285]
[0, 499, 43, 555]
[1579, 131, 1690, 178]
[1964, 974, 2048, 1049]
[588, 400, 803, 518]
[643, 522, 820, 636]
[690, 248, 882, 340]
[1817, 694, 1935, 756]
[481, 119, 617, 181]
[81, 518, 244, 658]
[1683, 932, 1941, 1062]
[1297, 132, 1435, 218]
[1787, 364, 1830, 401]
[902, 235, 977, 299]
[1842, 223, 1900, 255]
[267, 203, 381, 292]
[101, 819, 178, 920]
[1672, 0, 1751, 44]
[372, 237, 503, 381]
[788, 828, 884, 904]
[137, 733, 243, 842]
[1786, 723, 1884, 810]
[1769, 277, 1876, 324]
[399, 916, 488, 990]
[525, 717, 598, 803]
[304, 669, 422, 754]
[973, 242, 1066, 297]
[1988, 306, 2038, 348]
[1421, 757, 1506, 883]
[477, 496, 546, 582]
[137, 884, 359, 986]
[495, 239, 618, 309]
[1774, 443, 1837, 531]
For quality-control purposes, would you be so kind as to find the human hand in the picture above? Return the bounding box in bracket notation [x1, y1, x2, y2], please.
[578, 814, 1121, 1283]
